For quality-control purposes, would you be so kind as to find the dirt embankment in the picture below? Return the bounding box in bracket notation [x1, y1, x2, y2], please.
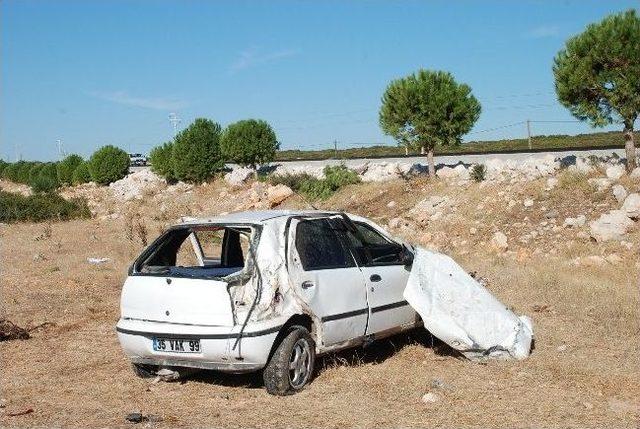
[1, 161, 639, 428]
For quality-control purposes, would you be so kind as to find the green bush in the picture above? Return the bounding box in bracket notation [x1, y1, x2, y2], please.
[28, 163, 45, 183]
[2, 163, 17, 181]
[0, 190, 91, 223]
[30, 163, 60, 193]
[0, 160, 8, 176]
[470, 164, 486, 182]
[172, 118, 224, 183]
[268, 165, 360, 200]
[16, 161, 37, 183]
[221, 119, 279, 168]
[57, 154, 84, 185]
[149, 142, 176, 182]
[88, 145, 130, 185]
[72, 161, 92, 185]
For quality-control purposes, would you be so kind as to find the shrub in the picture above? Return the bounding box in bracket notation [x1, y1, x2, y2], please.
[0, 160, 7, 176]
[172, 118, 224, 183]
[221, 119, 279, 168]
[16, 161, 37, 184]
[470, 164, 486, 182]
[0, 190, 91, 223]
[57, 154, 84, 185]
[72, 161, 92, 185]
[149, 142, 175, 182]
[28, 163, 45, 183]
[2, 163, 18, 181]
[30, 163, 60, 193]
[88, 145, 129, 185]
[268, 165, 360, 200]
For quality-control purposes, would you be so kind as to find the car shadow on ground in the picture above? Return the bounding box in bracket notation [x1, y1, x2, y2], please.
[181, 328, 461, 389]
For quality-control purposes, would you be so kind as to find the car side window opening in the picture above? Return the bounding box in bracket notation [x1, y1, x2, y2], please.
[295, 218, 356, 271]
[345, 222, 404, 266]
[138, 226, 252, 278]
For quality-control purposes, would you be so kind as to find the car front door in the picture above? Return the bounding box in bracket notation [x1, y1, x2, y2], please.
[287, 217, 369, 347]
[344, 221, 416, 335]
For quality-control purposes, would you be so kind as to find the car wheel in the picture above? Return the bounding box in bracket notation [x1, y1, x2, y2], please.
[131, 363, 157, 378]
[263, 325, 315, 395]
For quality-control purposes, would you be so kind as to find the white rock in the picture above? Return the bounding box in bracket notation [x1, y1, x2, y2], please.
[266, 184, 293, 207]
[387, 200, 397, 208]
[453, 164, 470, 180]
[436, 166, 457, 179]
[523, 199, 534, 208]
[421, 392, 439, 404]
[605, 165, 625, 180]
[388, 217, 402, 229]
[612, 185, 628, 204]
[630, 167, 640, 179]
[469, 227, 477, 235]
[409, 196, 450, 222]
[224, 167, 254, 187]
[491, 231, 508, 251]
[588, 177, 613, 192]
[589, 210, 634, 242]
[545, 177, 558, 191]
[360, 162, 402, 182]
[109, 169, 165, 201]
[563, 215, 586, 228]
[621, 193, 640, 219]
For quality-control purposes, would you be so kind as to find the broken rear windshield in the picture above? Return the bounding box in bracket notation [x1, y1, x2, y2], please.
[135, 225, 253, 279]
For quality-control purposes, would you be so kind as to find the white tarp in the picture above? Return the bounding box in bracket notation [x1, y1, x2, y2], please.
[403, 248, 533, 360]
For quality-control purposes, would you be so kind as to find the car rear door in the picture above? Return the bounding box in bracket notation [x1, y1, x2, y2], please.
[287, 216, 369, 346]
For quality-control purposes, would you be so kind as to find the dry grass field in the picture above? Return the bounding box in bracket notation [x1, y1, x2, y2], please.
[1, 173, 639, 428]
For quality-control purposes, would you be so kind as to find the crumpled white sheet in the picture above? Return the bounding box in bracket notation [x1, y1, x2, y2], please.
[403, 248, 533, 360]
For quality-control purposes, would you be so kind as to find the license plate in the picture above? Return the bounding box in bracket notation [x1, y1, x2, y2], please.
[153, 337, 201, 353]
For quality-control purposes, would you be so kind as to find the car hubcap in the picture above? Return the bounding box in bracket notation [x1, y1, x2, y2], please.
[288, 338, 311, 389]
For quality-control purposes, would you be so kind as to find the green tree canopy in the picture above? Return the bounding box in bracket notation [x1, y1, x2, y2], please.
[221, 119, 279, 169]
[149, 141, 176, 182]
[88, 145, 130, 185]
[553, 9, 640, 171]
[379, 69, 481, 175]
[172, 118, 224, 183]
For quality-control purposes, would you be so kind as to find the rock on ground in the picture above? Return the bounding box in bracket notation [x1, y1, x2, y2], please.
[564, 215, 586, 228]
[612, 185, 627, 204]
[589, 210, 634, 242]
[224, 167, 254, 187]
[491, 231, 508, 251]
[109, 169, 165, 201]
[621, 193, 640, 219]
[605, 165, 625, 180]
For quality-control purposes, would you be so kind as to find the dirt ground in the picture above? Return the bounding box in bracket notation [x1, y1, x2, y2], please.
[1, 174, 639, 428]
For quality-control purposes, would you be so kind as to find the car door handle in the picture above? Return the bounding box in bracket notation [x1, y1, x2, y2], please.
[370, 274, 382, 282]
[301, 280, 315, 289]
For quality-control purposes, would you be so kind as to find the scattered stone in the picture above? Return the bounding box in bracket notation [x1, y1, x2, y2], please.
[612, 185, 627, 204]
[606, 254, 623, 265]
[605, 164, 625, 180]
[630, 167, 640, 179]
[523, 199, 534, 208]
[387, 200, 396, 208]
[557, 344, 567, 352]
[564, 215, 586, 228]
[409, 196, 450, 222]
[621, 193, 640, 219]
[421, 392, 439, 404]
[224, 167, 254, 187]
[589, 210, 634, 242]
[469, 227, 477, 235]
[87, 257, 110, 265]
[545, 177, 558, 191]
[266, 184, 293, 208]
[588, 177, 613, 192]
[109, 169, 165, 201]
[388, 217, 402, 229]
[490, 231, 508, 252]
[32, 253, 46, 262]
[125, 412, 146, 423]
[544, 210, 559, 219]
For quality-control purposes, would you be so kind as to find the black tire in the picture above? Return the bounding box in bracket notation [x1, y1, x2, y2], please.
[263, 325, 315, 395]
[131, 363, 157, 378]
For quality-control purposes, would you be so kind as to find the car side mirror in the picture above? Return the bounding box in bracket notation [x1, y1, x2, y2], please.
[402, 245, 414, 266]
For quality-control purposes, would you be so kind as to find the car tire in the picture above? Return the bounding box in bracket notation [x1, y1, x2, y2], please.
[263, 325, 315, 395]
[131, 363, 157, 378]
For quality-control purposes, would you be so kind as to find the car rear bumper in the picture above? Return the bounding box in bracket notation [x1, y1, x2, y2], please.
[116, 318, 283, 373]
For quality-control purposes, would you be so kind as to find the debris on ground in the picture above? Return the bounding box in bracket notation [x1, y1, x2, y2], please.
[87, 257, 110, 265]
[0, 320, 30, 341]
[404, 248, 533, 360]
[6, 407, 34, 417]
[125, 412, 146, 423]
[421, 392, 439, 404]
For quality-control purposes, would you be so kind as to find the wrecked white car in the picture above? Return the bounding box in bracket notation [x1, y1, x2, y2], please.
[117, 210, 420, 395]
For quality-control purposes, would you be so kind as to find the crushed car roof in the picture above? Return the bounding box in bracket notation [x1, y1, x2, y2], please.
[179, 210, 342, 225]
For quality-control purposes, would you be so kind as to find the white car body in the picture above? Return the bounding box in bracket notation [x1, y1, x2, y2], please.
[116, 210, 419, 380]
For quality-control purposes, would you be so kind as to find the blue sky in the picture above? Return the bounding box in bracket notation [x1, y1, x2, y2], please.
[1, 0, 638, 161]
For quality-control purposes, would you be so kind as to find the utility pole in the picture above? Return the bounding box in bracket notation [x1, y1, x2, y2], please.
[526, 119, 532, 150]
[168, 113, 181, 137]
[56, 139, 65, 159]
[333, 140, 338, 158]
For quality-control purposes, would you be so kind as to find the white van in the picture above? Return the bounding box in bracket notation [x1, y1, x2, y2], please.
[117, 210, 418, 395]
